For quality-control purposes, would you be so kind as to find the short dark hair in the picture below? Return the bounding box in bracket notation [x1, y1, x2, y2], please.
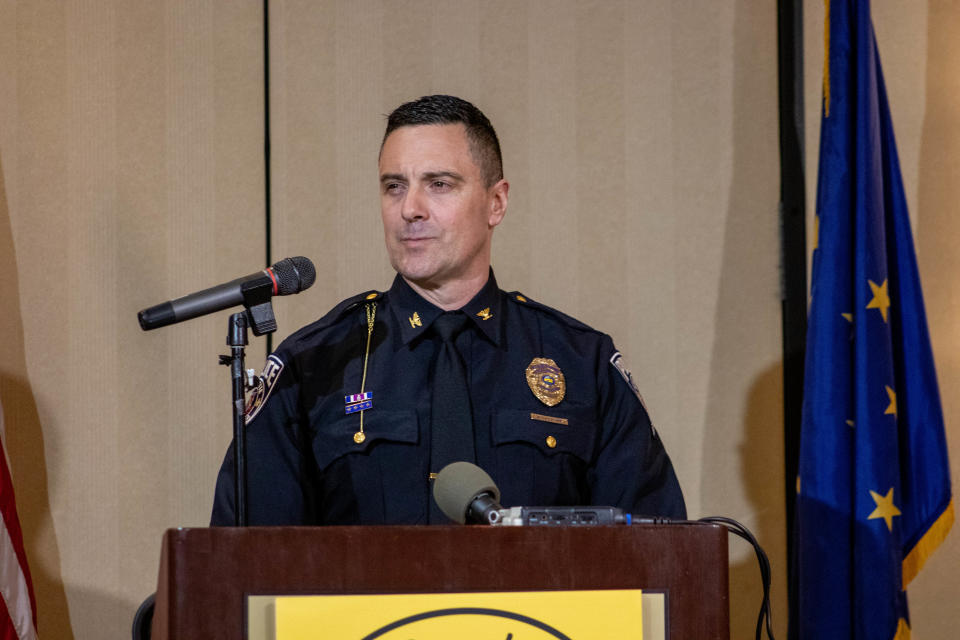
[382, 95, 504, 186]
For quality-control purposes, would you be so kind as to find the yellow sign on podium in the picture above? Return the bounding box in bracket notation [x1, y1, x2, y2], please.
[272, 589, 646, 639]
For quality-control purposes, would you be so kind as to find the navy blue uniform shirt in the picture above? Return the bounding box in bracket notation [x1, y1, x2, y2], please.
[211, 271, 685, 525]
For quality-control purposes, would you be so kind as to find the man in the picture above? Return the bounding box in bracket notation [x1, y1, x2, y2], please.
[211, 95, 685, 525]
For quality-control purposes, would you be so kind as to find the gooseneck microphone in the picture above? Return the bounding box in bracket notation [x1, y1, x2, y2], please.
[137, 256, 316, 331]
[432, 461, 504, 524]
[432, 461, 635, 526]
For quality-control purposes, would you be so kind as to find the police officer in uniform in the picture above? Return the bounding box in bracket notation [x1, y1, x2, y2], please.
[211, 95, 685, 525]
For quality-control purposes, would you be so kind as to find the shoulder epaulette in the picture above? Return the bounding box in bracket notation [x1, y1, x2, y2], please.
[287, 289, 382, 344]
[506, 291, 599, 334]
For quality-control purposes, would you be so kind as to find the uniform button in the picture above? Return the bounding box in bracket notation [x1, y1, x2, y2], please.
[365, 292, 378, 300]
[545, 436, 557, 448]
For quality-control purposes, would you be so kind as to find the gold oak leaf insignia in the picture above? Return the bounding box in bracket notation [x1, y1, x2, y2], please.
[866, 278, 891, 323]
[884, 385, 897, 418]
[868, 487, 902, 532]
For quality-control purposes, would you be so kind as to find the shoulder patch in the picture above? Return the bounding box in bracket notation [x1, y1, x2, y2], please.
[610, 351, 657, 437]
[244, 355, 284, 424]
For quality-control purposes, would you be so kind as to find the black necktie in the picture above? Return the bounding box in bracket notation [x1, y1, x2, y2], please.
[429, 312, 475, 522]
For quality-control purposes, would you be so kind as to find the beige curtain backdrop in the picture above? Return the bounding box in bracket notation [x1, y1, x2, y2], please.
[0, 2, 265, 637]
[0, 1, 954, 638]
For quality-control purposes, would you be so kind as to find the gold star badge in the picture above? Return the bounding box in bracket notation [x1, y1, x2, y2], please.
[408, 312, 422, 328]
[868, 487, 902, 531]
[525, 358, 565, 407]
[884, 385, 897, 418]
[476, 307, 492, 321]
[866, 278, 891, 323]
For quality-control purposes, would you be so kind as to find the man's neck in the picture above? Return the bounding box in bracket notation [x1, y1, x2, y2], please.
[403, 269, 490, 311]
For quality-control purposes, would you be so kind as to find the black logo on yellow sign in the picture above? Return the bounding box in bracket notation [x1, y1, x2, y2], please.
[362, 607, 571, 639]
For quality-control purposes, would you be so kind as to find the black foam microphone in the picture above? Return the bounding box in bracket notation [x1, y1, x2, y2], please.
[137, 256, 316, 331]
[432, 461, 504, 524]
[433, 461, 639, 526]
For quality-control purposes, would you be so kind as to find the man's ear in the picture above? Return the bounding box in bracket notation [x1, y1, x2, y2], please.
[488, 179, 509, 228]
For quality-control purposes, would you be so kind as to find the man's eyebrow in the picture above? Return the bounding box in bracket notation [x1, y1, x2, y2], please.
[379, 170, 465, 184]
[422, 170, 464, 182]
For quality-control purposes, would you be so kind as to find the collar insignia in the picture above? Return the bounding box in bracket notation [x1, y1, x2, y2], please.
[408, 312, 422, 328]
[476, 307, 493, 321]
[525, 357, 565, 407]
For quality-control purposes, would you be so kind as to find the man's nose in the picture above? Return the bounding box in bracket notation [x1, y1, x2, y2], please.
[401, 185, 427, 221]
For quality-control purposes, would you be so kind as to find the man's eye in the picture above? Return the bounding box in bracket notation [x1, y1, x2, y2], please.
[384, 183, 403, 193]
[431, 181, 450, 190]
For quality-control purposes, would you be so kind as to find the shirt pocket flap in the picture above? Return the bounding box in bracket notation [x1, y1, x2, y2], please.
[492, 408, 596, 462]
[313, 409, 420, 470]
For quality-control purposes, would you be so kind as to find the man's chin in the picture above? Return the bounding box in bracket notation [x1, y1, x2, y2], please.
[399, 272, 439, 290]
[393, 261, 441, 287]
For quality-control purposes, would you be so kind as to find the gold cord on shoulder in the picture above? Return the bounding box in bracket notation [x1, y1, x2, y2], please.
[354, 302, 377, 444]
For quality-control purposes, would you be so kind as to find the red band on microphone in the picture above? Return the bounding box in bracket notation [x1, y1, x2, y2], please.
[265, 268, 279, 295]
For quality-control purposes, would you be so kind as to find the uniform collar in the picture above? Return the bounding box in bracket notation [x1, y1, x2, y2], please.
[388, 269, 503, 347]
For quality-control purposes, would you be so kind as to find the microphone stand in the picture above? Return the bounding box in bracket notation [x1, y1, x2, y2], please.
[219, 280, 279, 527]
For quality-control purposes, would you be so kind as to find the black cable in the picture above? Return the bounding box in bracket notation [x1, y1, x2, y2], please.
[699, 516, 775, 640]
[631, 515, 775, 638]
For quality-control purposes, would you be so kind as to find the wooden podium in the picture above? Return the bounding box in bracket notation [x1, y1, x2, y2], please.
[151, 524, 729, 639]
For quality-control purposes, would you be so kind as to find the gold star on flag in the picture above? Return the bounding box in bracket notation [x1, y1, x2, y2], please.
[884, 385, 897, 418]
[866, 278, 890, 323]
[868, 487, 902, 531]
[896, 619, 910, 637]
[841, 312, 853, 323]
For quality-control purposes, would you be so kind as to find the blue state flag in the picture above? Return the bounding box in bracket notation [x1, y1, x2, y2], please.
[793, 1, 953, 638]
